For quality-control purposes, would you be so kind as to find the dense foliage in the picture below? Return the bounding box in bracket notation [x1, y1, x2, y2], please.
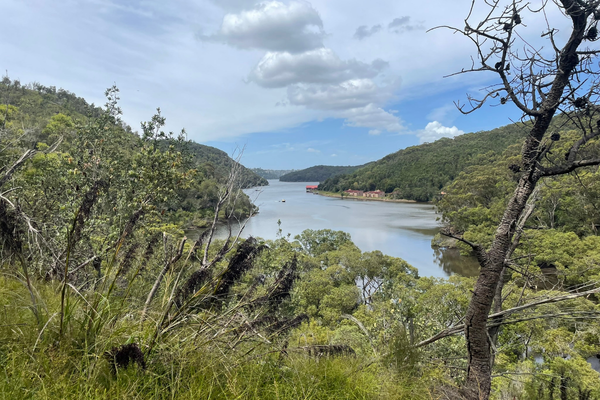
[279, 164, 367, 182]
[318, 124, 529, 201]
[3, 77, 600, 399]
[435, 125, 600, 397]
[437, 128, 600, 254]
[1, 78, 265, 227]
[170, 141, 268, 188]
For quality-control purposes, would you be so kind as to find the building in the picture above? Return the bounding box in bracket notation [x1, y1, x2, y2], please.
[364, 190, 385, 198]
[306, 185, 319, 193]
[344, 189, 364, 196]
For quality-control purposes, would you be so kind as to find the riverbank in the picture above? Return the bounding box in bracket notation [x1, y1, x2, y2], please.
[315, 190, 428, 204]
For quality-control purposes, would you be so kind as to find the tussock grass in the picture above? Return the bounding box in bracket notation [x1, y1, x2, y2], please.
[0, 274, 435, 400]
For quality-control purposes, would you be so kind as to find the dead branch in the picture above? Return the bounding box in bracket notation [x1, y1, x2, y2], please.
[417, 284, 600, 347]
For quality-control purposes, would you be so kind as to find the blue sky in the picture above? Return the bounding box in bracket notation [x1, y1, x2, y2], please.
[1, 0, 566, 170]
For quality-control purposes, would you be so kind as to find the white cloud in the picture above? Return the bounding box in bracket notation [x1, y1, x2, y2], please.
[201, 0, 403, 138]
[248, 48, 388, 88]
[331, 153, 337, 157]
[287, 78, 391, 110]
[368, 129, 381, 135]
[5, 0, 552, 146]
[342, 104, 404, 133]
[354, 24, 382, 40]
[247, 43, 398, 134]
[307, 147, 320, 153]
[417, 121, 464, 143]
[200, 1, 325, 53]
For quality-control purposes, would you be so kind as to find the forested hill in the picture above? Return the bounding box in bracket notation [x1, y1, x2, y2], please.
[318, 123, 530, 201]
[170, 142, 268, 188]
[0, 78, 266, 189]
[279, 164, 367, 182]
[251, 168, 294, 179]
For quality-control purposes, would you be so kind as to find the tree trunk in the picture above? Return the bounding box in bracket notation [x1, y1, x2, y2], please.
[462, 171, 540, 398]
[462, 110, 559, 398]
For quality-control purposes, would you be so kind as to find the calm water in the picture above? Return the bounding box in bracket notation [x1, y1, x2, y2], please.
[225, 180, 479, 278]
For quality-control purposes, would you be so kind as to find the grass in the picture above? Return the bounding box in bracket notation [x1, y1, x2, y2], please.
[0, 274, 437, 400]
[0, 339, 433, 400]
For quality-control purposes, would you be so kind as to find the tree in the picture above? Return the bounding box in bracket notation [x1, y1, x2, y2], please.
[438, 1, 600, 398]
[294, 229, 353, 257]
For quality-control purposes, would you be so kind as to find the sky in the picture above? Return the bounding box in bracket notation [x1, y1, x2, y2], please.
[1, 0, 571, 169]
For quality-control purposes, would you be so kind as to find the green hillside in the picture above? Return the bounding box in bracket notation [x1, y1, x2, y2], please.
[251, 168, 294, 179]
[170, 141, 268, 188]
[0, 78, 266, 190]
[279, 164, 367, 182]
[318, 124, 530, 201]
[0, 78, 261, 227]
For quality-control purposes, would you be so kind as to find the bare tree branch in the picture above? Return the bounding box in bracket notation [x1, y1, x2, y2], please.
[417, 284, 600, 348]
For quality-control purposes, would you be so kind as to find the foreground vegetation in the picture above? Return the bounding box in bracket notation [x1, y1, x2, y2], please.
[2, 74, 600, 399]
[0, 230, 445, 400]
[0, 78, 443, 399]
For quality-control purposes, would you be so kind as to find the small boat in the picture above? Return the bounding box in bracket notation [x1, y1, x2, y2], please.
[281, 199, 286, 203]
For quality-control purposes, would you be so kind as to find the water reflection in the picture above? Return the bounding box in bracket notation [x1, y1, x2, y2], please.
[193, 181, 481, 278]
[433, 248, 480, 277]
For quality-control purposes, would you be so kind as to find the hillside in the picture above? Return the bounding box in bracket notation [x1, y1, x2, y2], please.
[0, 78, 262, 229]
[172, 142, 268, 188]
[0, 78, 266, 190]
[251, 168, 294, 179]
[318, 123, 531, 201]
[279, 164, 367, 182]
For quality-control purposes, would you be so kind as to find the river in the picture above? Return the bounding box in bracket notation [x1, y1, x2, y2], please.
[225, 180, 479, 278]
[212, 181, 599, 370]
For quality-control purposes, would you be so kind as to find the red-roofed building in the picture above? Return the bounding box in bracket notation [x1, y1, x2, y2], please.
[345, 189, 364, 196]
[306, 185, 319, 192]
[364, 190, 385, 198]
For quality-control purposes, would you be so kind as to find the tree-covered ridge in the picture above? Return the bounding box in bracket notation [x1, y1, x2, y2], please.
[437, 128, 600, 259]
[0, 77, 266, 191]
[318, 123, 530, 201]
[279, 164, 367, 182]
[169, 141, 268, 189]
[251, 168, 295, 179]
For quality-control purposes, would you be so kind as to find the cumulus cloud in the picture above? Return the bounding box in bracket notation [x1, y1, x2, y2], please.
[211, 1, 403, 136]
[307, 147, 320, 153]
[388, 16, 424, 33]
[200, 1, 325, 53]
[417, 121, 464, 143]
[287, 79, 391, 110]
[249, 48, 388, 88]
[354, 24, 382, 40]
[342, 104, 404, 133]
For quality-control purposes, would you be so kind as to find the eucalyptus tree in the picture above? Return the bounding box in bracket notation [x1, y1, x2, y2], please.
[436, 0, 600, 397]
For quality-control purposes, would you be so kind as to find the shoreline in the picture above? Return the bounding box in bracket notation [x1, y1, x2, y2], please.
[314, 190, 431, 204]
